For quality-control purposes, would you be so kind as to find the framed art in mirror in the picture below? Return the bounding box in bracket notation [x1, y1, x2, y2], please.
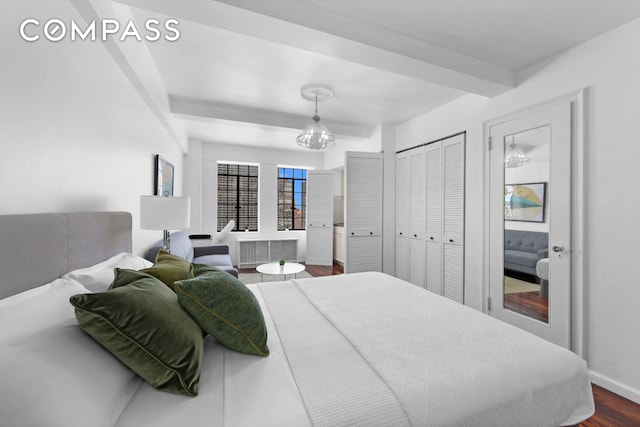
[154, 154, 174, 197]
[504, 182, 546, 222]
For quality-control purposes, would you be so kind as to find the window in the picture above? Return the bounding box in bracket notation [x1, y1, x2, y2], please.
[277, 168, 307, 230]
[217, 163, 259, 232]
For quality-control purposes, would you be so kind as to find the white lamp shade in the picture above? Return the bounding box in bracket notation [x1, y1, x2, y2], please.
[140, 196, 191, 230]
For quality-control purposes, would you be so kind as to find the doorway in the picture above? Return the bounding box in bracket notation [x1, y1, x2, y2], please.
[485, 93, 584, 351]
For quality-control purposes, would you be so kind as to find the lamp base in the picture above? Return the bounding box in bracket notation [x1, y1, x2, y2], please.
[163, 230, 171, 252]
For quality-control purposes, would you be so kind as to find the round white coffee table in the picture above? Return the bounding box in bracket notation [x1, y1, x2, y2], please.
[256, 262, 305, 281]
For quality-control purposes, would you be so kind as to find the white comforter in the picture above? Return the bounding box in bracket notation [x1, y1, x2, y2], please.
[0, 267, 594, 427]
[117, 272, 594, 427]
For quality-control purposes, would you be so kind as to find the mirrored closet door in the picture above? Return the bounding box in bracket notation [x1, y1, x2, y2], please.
[488, 103, 572, 349]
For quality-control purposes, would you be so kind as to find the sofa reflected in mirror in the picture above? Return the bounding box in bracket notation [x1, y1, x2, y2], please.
[504, 229, 548, 280]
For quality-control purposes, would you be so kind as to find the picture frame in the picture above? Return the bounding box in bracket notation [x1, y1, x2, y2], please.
[154, 154, 174, 197]
[504, 182, 546, 222]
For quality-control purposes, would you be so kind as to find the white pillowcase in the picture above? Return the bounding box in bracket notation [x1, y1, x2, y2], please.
[62, 252, 153, 292]
[0, 277, 142, 427]
[213, 220, 234, 243]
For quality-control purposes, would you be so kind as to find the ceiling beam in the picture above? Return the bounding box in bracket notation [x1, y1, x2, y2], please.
[114, 0, 515, 96]
[170, 96, 374, 139]
[71, 0, 188, 152]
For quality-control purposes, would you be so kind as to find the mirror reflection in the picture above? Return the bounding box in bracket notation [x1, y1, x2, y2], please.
[503, 126, 550, 323]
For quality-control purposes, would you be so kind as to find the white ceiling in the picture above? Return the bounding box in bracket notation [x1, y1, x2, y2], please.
[117, 0, 640, 151]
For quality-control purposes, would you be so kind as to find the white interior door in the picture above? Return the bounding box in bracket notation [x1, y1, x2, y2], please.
[306, 170, 334, 266]
[488, 103, 572, 348]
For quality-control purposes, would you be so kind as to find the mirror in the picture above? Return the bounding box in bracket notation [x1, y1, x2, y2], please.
[503, 125, 550, 323]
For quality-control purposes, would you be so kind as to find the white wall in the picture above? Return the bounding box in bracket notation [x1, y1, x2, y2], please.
[0, 0, 185, 255]
[396, 18, 640, 400]
[185, 140, 325, 265]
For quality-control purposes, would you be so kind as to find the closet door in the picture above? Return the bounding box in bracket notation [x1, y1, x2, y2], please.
[442, 136, 465, 247]
[306, 171, 334, 265]
[395, 151, 410, 281]
[425, 143, 443, 294]
[345, 152, 383, 274]
[408, 148, 426, 287]
[442, 134, 465, 303]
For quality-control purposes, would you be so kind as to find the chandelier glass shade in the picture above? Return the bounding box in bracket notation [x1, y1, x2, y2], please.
[296, 87, 335, 150]
[504, 136, 531, 168]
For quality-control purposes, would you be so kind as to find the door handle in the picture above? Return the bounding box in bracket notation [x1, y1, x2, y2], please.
[552, 245, 565, 253]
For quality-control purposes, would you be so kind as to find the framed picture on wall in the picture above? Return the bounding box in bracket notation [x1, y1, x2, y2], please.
[504, 182, 546, 222]
[154, 154, 174, 197]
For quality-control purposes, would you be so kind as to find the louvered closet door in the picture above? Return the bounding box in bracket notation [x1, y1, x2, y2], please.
[425, 143, 442, 293]
[345, 152, 383, 274]
[442, 134, 465, 303]
[425, 240, 443, 295]
[409, 148, 426, 287]
[444, 244, 464, 303]
[442, 136, 465, 246]
[395, 152, 410, 281]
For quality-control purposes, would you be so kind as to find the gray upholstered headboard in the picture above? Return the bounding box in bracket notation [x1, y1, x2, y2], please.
[0, 212, 132, 299]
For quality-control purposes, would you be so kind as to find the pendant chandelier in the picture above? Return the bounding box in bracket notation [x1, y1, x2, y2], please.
[504, 135, 531, 168]
[296, 85, 335, 150]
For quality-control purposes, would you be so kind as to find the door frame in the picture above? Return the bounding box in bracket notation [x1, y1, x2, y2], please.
[482, 89, 586, 356]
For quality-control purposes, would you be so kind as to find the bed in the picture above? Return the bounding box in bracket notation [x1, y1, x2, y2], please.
[0, 212, 594, 427]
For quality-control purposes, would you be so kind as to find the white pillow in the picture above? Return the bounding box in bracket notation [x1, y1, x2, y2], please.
[213, 220, 235, 243]
[62, 252, 153, 292]
[0, 278, 142, 427]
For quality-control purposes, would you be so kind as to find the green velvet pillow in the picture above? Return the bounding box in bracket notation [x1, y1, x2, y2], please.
[69, 269, 204, 396]
[174, 265, 269, 356]
[140, 249, 194, 291]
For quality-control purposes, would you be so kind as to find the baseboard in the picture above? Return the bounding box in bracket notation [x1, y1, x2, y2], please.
[590, 370, 640, 405]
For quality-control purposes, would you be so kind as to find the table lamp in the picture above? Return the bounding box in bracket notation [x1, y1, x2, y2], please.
[140, 195, 191, 252]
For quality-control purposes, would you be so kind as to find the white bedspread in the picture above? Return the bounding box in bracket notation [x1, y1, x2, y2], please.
[0, 269, 595, 426]
[116, 272, 593, 427]
[283, 272, 594, 427]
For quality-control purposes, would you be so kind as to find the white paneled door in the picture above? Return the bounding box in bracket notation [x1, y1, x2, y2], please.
[306, 170, 334, 266]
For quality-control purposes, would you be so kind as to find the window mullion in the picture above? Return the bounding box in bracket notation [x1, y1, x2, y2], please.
[291, 183, 295, 229]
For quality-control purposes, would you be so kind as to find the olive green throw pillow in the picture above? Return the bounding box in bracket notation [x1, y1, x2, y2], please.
[140, 249, 194, 291]
[174, 266, 269, 357]
[107, 268, 158, 290]
[70, 270, 204, 396]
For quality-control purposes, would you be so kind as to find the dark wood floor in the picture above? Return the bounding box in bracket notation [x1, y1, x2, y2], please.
[504, 271, 549, 323]
[242, 262, 640, 425]
[504, 290, 549, 323]
[579, 385, 640, 427]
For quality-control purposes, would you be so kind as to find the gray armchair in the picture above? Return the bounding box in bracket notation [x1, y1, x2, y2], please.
[144, 231, 238, 277]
